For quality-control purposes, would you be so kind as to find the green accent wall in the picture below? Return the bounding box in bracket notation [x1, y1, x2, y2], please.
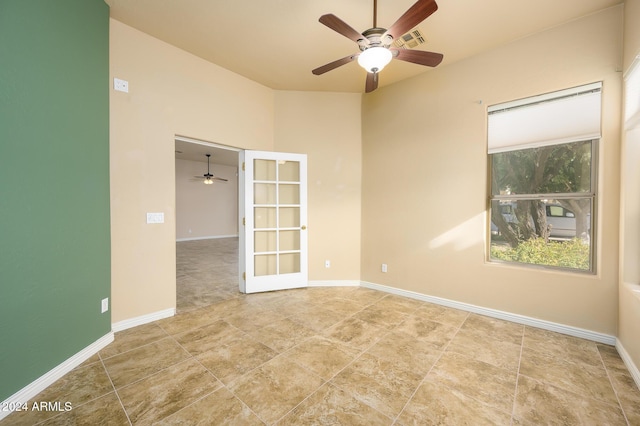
[0, 0, 110, 400]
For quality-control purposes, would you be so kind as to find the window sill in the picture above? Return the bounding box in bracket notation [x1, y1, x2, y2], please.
[623, 282, 640, 302]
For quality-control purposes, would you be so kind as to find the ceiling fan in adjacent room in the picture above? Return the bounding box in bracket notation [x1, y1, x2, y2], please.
[312, 0, 443, 93]
[194, 154, 228, 184]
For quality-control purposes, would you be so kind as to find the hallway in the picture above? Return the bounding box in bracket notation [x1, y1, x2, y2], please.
[176, 237, 240, 312]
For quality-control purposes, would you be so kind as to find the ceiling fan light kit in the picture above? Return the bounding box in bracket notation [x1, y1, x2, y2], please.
[195, 154, 228, 184]
[358, 46, 393, 73]
[312, 0, 443, 93]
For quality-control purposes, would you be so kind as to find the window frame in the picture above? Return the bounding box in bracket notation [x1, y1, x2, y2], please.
[487, 139, 598, 273]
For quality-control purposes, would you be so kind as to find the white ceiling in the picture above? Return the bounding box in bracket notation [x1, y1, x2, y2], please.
[105, 0, 621, 94]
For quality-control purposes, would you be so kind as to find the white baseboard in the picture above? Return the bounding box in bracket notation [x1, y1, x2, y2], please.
[616, 340, 640, 390]
[0, 332, 114, 422]
[112, 308, 176, 332]
[360, 281, 616, 345]
[308, 280, 361, 287]
[176, 235, 238, 242]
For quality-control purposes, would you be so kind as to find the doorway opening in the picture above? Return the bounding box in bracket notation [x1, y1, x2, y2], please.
[174, 136, 241, 313]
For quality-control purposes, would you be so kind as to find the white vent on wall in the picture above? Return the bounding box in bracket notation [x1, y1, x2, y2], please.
[392, 28, 426, 49]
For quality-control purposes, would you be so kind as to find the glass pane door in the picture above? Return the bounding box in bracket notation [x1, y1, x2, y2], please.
[239, 151, 307, 293]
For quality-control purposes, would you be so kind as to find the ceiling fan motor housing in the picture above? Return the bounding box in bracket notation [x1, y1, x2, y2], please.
[359, 28, 393, 51]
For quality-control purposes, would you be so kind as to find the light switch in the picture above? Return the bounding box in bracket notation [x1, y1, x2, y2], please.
[146, 212, 164, 224]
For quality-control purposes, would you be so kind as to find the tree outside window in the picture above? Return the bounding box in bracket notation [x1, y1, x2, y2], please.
[489, 140, 596, 271]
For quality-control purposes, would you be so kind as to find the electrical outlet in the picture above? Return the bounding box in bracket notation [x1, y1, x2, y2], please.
[381, 263, 388, 273]
[101, 298, 109, 313]
[325, 260, 331, 268]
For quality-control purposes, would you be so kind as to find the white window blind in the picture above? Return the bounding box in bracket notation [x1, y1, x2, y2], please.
[625, 56, 640, 129]
[487, 82, 602, 154]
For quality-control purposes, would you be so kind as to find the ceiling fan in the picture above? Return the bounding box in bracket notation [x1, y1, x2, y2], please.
[194, 154, 228, 184]
[312, 0, 443, 93]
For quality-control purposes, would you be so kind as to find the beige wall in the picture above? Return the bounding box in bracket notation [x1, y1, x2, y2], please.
[623, 0, 640, 72]
[175, 159, 238, 241]
[110, 20, 364, 322]
[361, 6, 623, 334]
[619, 0, 640, 373]
[110, 5, 633, 349]
[274, 91, 362, 281]
[110, 19, 275, 322]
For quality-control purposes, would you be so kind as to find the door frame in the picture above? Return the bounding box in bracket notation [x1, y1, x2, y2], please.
[174, 137, 308, 298]
[173, 135, 242, 299]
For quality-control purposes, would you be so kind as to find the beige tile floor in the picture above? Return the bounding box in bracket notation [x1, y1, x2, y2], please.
[3, 238, 640, 425]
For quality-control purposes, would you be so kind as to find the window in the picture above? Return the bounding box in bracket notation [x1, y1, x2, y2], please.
[622, 55, 640, 286]
[487, 83, 601, 272]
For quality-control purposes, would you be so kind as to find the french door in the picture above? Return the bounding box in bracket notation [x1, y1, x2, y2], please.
[239, 150, 308, 293]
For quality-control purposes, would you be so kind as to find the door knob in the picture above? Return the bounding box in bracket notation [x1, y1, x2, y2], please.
[301, 225, 307, 230]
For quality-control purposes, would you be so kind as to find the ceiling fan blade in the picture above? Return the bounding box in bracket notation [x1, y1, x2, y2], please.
[392, 49, 443, 67]
[319, 14, 367, 44]
[365, 72, 379, 93]
[312, 54, 358, 75]
[213, 177, 228, 182]
[383, 0, 438, 40]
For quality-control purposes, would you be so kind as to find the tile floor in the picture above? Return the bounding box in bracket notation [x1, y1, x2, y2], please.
[3, 238, 640, 425]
